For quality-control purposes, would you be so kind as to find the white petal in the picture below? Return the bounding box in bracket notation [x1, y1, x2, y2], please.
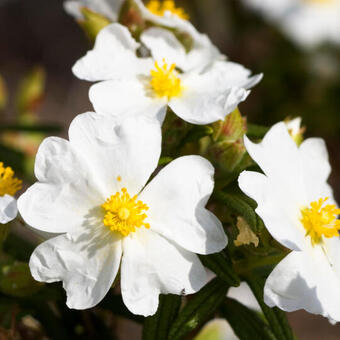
[299, 138, 333, 202]
[227, 282, 261, 312]
[0, 195, 17, 224]
[30, 229, 122, 310]
[264, 249, 340, 321]
[18, 136, 102, 233]
[169, 61, 261, 125]
[68, 112, 162, 198]
[243, 122, 304, 194]
[140, 28, 187, 70]
[64, 0, 124, 21]
[121, 228, 207, 316]
[238, 171, 305, 251]
[72, 23, 152, 81]
[140, 156, 227, 255]
[89, 79, 166, 121]
[135, 0, 222, 70]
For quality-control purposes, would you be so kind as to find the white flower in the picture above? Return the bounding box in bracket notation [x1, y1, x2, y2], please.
[0, 162, 22, 224]
[238, 122, 340, 321]
[18, 112, 227, 316]
[241, 0, 340, 49]
[64, 0, 221, 70]
[73, 23, 261, 125]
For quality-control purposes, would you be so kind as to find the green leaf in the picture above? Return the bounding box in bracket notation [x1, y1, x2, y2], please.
[199, 252, 240, 287]
[0, 124, 62, 133]
[168, 278, 229, 340]
[0, 262, 43, 297]
[246, 124, 270, 139]
[0, 75, 8, 111]
[214, 190, 263, 233]
[143, 294, 181, 340]
[158, 156, 173, 166]
[245, 275, 294, 340]
[0, 143, 25, 174]
[220, 297, 276, 340]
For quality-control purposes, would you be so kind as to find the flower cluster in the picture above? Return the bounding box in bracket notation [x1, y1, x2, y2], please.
[2, 0, 340, 334]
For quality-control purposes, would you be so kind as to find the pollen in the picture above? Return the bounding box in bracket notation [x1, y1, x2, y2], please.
[300, 197, 340, 246]
[0, 162, 22, 197]
[102, 188, 150, 237]
[146, 0, 189, 20]
[150, 60, 182, 99]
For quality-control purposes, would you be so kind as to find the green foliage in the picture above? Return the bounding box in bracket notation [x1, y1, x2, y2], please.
[168, 278, 229, 340]
[245, 275, 294, 340]
[143, 295, 181, 340]
[220, 297, 276, 340]
[198, 252, 240, 287]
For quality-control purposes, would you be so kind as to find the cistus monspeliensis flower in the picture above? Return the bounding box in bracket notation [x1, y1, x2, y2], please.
[18, 113, 227, 316]
[64, 0, 221, 71]
[238, 122, 340, 321]
[73, 23, 261, 125]
[241, 0, 340, 49]
[0, 162, 22, 224]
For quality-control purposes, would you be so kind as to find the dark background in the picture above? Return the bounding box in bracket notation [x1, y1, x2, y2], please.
[1, 0, 340, 338]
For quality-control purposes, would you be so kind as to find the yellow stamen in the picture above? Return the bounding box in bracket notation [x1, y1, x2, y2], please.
[300, 197, 340, 246]
[117, 176, 122, 182]
[150, 60, 182, 99]
[102, 188, 150, 237]
[146, 0, 189, 20]
[0, 162, 22, 197]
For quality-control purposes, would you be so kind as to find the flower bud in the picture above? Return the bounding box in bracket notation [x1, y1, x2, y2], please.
[78, 7, 111, 41]
[15, 66, 45, 115]
[284, 117, 305, 146]
[208, 108, 249, 173]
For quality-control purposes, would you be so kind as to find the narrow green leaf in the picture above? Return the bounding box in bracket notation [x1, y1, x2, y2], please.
[220, 297, 276, 340]
[179, 125, 213, 148]
[199, 252, 240, 287]
[158, 156, 173, 166]
[245, 275, 294, 340]
[168, 278, 229, 340]
[143, 294, 181, 340]
[214, 191, 263, 233]
[0, 124, 62, 133]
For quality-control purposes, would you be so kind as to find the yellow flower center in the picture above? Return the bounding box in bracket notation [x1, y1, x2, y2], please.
[0, 162, 22, 197]
[146, 0, 189, 20]
[300, 197, 340, 245]
[150, 60, 182, 99]
[102, 188, 150, 237]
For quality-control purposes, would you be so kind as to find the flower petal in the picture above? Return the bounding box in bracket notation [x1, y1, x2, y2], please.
[72, 23, 152, 81]
[30, 229, 122, 310]
[64, 0, 124, 21]
[68, 112, 162, 198]
[89, 79, 166, 122]
[169, 61, 261, 125]
[121, 228, 207, 316]
[238, 170, 305, 251]
[18, 136, 102, 233]
[264, 249, 340, 321]
[140, 155, 227, 255]
[0, 195, 17, 224]
[135, 0, 222, 70]
[299, 138, 333, 202]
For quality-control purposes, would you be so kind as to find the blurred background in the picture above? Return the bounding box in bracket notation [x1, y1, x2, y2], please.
[1, 0, 340, 338]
